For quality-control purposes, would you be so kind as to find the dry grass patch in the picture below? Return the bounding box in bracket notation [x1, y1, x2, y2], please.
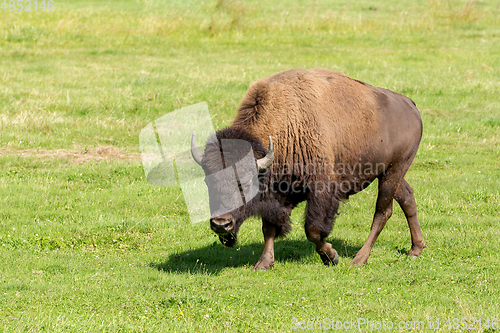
[0, 146, 140, 164]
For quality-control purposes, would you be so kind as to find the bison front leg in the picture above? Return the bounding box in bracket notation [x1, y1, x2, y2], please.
[306, 227, 339, 266]
[304, 195, 339, 266]
[253, 220, 277, 271]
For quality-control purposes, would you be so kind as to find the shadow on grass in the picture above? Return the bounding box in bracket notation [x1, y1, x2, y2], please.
[394, 246, 410, 257]
[151, 238, 362, 275]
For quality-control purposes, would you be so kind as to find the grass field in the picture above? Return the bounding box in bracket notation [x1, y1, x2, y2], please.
[1, 0, 500, 331]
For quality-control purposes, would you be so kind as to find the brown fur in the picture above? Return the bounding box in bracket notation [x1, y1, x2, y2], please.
[202, 69, 426, 269]
[235, 70, 378, 170]
[234, 70, 419, 186]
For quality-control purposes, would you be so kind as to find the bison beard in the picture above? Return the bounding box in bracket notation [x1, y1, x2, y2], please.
[192, 69, 427, 270]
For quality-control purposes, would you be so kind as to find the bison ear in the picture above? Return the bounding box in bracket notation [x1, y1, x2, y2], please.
[256, 136, 274, 172]
[191, 131, 204, 165]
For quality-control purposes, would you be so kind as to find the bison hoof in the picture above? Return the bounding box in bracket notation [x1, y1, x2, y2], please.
[408, 243, 426, 258]
[320, 248, 339, 266]
[253, 258, 274, 271]
[317, 243, 339, 266]
[218, 233, 237, 247]
[350, 255, 368, 267]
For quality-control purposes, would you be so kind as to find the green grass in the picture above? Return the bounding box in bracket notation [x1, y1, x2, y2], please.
[1, 0, 500, 331]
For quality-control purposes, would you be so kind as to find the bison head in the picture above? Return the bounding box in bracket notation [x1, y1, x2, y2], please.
[191, 130, 274, 246]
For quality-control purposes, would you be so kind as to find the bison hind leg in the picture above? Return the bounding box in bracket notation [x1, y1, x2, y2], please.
[351, 167, 426, 266]
[394, 178, 426, 257]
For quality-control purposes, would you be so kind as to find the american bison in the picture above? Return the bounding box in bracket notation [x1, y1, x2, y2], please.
[191, 69, 426, 270]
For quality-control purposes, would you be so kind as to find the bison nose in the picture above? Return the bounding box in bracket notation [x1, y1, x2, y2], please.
[210, 216, 234, 234]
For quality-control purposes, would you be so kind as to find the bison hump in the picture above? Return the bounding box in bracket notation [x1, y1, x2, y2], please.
[234, 80, 270, 127]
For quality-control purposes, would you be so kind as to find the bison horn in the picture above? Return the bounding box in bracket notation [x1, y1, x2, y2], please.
[191, 131, 204, 165]
[256, 136, 274, 172]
